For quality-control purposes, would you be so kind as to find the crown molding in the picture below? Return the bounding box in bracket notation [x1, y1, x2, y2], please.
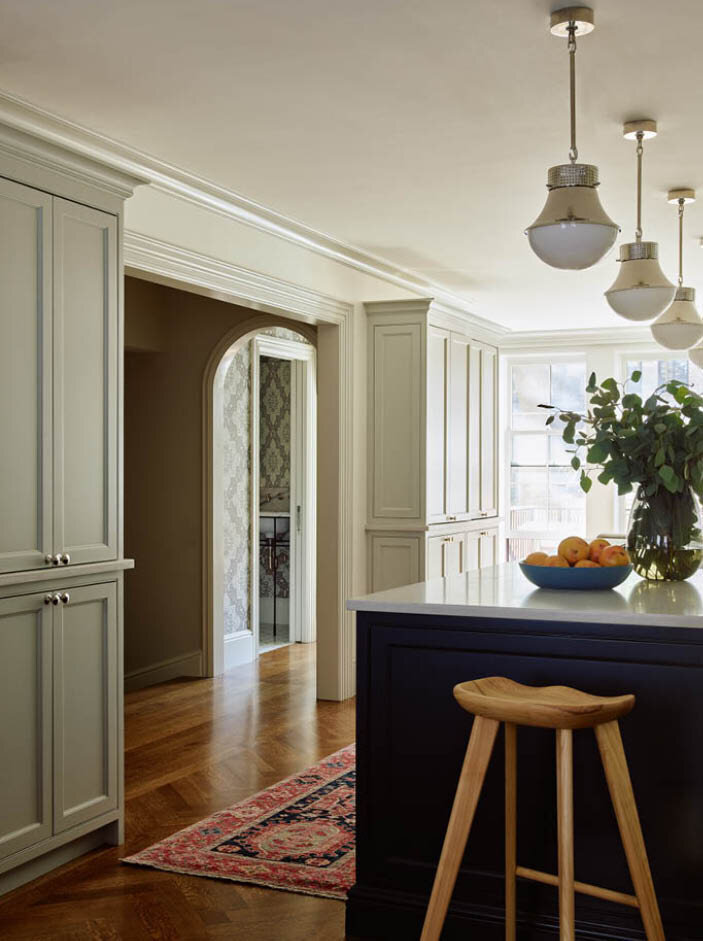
[124, 231, 353, 325]
[363, 297, 508, 344]
[502, 324, 656, 350]
[0, 88, 498, 321]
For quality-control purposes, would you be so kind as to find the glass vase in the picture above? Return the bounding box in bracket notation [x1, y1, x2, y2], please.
[627, 484, 703, 581]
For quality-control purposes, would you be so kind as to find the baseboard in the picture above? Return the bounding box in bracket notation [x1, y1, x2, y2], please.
[224, 630, 254, 670]
[124, 649, 203, 692]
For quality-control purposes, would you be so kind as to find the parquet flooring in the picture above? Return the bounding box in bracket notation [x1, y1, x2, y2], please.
[0, 644, 355, 940]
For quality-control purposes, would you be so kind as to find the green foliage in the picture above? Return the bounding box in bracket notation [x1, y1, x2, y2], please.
[544, 373, 703, 497]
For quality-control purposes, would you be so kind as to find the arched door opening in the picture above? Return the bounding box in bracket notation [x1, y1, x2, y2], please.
[211, 326, 316, 670]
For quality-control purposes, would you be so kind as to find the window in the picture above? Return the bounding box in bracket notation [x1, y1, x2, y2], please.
[617, 355, 703, 529]
[506, 361, 587, 561]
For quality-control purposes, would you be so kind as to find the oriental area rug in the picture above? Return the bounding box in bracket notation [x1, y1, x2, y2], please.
[122, 744, 356, 900]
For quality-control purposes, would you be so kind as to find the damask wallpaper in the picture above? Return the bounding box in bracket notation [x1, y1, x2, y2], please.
[222, 344, 251, 636]
[259, 357, 291, 493]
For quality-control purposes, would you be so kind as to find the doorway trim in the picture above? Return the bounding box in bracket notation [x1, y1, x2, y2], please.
[252, 333, 317, 657]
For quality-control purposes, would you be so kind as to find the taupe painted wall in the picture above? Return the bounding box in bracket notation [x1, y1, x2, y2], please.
[123, 276, 316, 680]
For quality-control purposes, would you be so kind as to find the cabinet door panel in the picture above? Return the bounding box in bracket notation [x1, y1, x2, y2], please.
[0, 179, 52, 572]
[468, 345, 482, 517]
[464, 531, 480, 573]
[444, 538, 462, 577]
[480, 347, 498, 517]
[53, 200, 117, 564]
[372, 324, 422, 519]
[53, 582, 117, 833]
[426, 535, 445, 579]
[427, 327, 449, 522]
[479, 528, 499, 569]
[448, 335, 470, 517]
[370, 535, 420, 592]
[0, 594, 52, 859]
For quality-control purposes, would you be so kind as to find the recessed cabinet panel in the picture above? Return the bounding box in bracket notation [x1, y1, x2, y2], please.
[0, 179, 52, 572]
[480, 347, 498, 517]
[372, 324, 422, 519]
[479, 527, 500, 569]
[427, 327, 449, 522]
[468, 345, 482, 517]
[448, 334, 470, 518]
[0, 595, 52, 859]
[53, 582, 117, 833]
[371, 535, 420, 592]
[464, 531, 480, 572]
[53, 200, 117, 564]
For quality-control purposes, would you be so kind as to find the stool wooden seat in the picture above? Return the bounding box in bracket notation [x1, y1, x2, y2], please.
[454, 676, 635, 729]
[421, 677, 664, 941]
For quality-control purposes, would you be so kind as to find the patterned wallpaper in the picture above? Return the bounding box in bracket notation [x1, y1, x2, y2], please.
[222, 343, 251, 635]
[260, 357, 291, 492]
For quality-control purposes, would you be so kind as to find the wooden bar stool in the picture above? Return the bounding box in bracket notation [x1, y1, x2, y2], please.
[420, 677, 664, 941]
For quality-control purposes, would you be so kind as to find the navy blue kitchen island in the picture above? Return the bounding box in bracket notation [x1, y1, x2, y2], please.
[346, 564, 703, 940]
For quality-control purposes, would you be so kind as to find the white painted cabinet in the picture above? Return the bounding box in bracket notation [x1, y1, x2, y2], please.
[53, 582, 118, 833]
[0, 187, 118, 573]
[426, 326, 449, 523]
[0, 594, 52, 860]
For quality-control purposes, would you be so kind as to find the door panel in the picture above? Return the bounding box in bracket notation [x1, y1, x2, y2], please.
[468, 345, 482, 517]
[0, 178, 52, 572]
[0, 593, 52, 859]
[448, 334, 470, 518]
[464, 531, 480, 572]
[371, 535, 420, 592]
[426, 535, 445, 579]
[53, 582, 117, 832]
[53, 199, 117, 564]
[480, 346, 498, 517]
[479, 528, 499, 569]
[427, 327, 449, 522]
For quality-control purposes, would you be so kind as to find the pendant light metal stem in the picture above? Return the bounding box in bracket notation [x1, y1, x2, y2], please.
[678, 198, 685, 287]
[568, 23, 578, 163]
[635, 131, 643, 241]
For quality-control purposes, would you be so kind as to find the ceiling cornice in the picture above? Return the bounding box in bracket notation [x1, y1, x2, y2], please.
[502, 325, 656, 350]
[0, 87, 499, 327]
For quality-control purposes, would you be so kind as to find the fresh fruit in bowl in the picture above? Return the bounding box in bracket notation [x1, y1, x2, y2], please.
[575, 559, 600, 568]
[557, 537, 590, 565]
[600, 545, 631, 567]
[588, 538, 610, 563]
[524, 551, 549, 566]
[545, 554, 570, 567]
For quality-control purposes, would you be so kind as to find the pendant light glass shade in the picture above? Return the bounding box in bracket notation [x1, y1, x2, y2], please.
[525, 8, 618, 270]
[651, 288, 703, 350]
[526, 164, 618, 269]
[689, 343, 703, 368]
[604, 242, 675, 321]
[605, 122, 675, 320]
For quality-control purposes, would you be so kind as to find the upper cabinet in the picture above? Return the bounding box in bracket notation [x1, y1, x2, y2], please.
[367, 300, 500, 529]
[0, 183, 118, 573]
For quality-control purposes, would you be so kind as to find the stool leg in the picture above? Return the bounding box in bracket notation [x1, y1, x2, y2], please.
[505, 722, 517, 941]
[556, 729, 575, 941]
[595, 721, 665, 941]
[420, 716, 499, 941]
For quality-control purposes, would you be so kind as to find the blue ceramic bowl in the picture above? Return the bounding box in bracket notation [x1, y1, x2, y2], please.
[519, 562, 633, 591]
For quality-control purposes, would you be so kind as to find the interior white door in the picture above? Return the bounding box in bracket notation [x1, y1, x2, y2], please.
[0, 592, 52, 859]
[0, 178, 53, 573]
[448, 334, 470, 519]
[427, 326, 449, 523]
[53, 199, 118, 565]
[53, 582, 117, 833]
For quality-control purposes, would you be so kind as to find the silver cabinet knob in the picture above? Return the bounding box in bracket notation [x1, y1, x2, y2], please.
[60, 553, 71, 565]
[44, 593, 60, 605]
[45, 554, 60, 566]
[59, 592, 70, 605]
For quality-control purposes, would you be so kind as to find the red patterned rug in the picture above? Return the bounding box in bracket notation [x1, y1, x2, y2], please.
[122, 744, 356, 900]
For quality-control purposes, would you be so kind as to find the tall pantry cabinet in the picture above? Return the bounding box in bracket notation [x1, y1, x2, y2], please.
[0, 125, 141, 893]
[366, 299, 502, 593]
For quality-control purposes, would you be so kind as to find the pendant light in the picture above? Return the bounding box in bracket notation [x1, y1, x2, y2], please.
[526, 7, 619, 269]
[651, 190, 703, 350]
[604, 121, 675, 320]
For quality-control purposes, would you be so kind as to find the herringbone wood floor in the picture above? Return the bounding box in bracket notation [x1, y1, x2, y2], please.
[0, 644, 355, 940]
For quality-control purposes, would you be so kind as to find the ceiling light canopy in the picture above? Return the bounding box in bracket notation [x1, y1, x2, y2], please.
[605, 121, 675, 321]
[651, 190, 703, 350]
[526, 6, 618, 270]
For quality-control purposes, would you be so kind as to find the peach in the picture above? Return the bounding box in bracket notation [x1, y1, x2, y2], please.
[588, 538, 610, 563]
[600, 545, 631, 567]
[545, 554, 570, 567]
[524, 552, 549, 566]
[557, 536, 590, 565]
[575, 559, 600, 568]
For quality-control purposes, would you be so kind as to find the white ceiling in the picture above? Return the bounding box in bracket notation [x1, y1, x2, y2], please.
[2, 0, 702, 330]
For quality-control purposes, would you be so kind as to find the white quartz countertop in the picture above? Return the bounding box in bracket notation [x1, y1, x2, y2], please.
[347, 562, 703, 629]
